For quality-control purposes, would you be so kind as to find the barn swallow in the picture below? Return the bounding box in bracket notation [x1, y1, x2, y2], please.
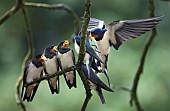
[81, 63, 114, 104]
[88, 15, 163, 74]
[44, 45, 60, 94]
[74, 34, 104, 78]
[57, 40, 77, 89]
[21, 54, 46, 102]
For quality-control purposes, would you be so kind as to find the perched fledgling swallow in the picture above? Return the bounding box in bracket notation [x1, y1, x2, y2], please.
[21, 54, 46, 102]
[57, 40, 77, 89]
[74, 34, 104, 78]
[44, 45, 60, 94]
[81, 63, 114, 104]
[88, 15, 163, 74]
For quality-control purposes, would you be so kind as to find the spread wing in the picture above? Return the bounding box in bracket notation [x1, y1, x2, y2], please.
[87, 18, 105, 31]
[108, 15, 164, 49]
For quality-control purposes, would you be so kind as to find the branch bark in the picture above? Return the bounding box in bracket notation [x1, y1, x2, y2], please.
[25, 66, 76, 87]
[0, 0, 23, 25]
[130, 0, 156, 111]
[76, 0, 92, 111]
[15, 1, 34, 111]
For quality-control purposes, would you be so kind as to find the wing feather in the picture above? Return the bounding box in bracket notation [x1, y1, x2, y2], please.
[21, 61, 30, 99]
[87, 18, 105, 31]
[108, 15, 163, 49]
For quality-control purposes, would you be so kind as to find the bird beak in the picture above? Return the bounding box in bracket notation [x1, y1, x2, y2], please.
[40, 54, 47, 61]
[88, 33, 92, 39]
[51, 46, 58, 52]
[62, 40, 69, 48]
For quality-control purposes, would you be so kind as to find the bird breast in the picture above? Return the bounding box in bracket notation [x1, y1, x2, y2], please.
[96, 36, 110, 55]
[58, 51, 74, 68]
[45, 56, 58, 74]
[26, 62, 43, 83]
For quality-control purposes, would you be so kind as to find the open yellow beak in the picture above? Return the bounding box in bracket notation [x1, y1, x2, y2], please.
[88, 33, 92, 39]
[51, 46, 58, 52]
[40, 54, 47, 61]
[62, 40, 69, 48]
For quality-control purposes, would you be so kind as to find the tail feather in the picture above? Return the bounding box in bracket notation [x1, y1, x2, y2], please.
[104, 69, 110, 87]
[100, 55, 110, 87]
[47, 80, 55, 94]
[73, 70, 77, 88]
[22, 84, 39, 102]
[22, 92, 28, 102]
[48, 76, 60, 94]
[64, 71, 77, 89]
[96, 86, 106, 104]
[30, 84, 39, 102]
[56, 76, 60, 94]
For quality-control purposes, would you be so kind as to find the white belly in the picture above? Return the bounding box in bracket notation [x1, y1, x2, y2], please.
[26, 62, 43, 83]
[45, 56, 58, 74]
[96, 37, 110, 56]
[58, 51, 74, 68]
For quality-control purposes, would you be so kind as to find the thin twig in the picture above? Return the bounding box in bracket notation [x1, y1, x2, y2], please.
[130, 0, 156, 111]
[25, 66, 76, 87]
[24, 2, 81, 38]
[116, 86, 131, 92]
[15, 1, 34, 111]
[76, 0, 92, 111]
[0, 0, 23, 25]
[16, 75, 26, 111]
[22, 7, 34, 50]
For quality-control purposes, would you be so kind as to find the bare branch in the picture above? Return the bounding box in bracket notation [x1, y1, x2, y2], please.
[15, 1, 34, 111]
[15, 75, 26, 111]
[130, 0, 156, 111]
[22, 7, 34, 50]
[75, 0, 92, 111]
[24, 2, 81, 37]
[116, 86, 131, 92]
[24, 66, 76, 87]
[0, 0, 24, 25]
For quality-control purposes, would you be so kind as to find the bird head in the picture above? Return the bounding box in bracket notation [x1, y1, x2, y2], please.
[89, 28, 107, 40]
[44, 45, 58, 59]
[35, 54, 47, 62]
[51, 46, 58, 53]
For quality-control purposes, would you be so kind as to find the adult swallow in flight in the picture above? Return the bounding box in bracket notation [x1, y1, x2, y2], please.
[81, 63, 114, 104]
[88, 15, 163, 74]
[44, 45, 60, 94]
[57, 40, 77, 89]
[21, 54, 46, 102]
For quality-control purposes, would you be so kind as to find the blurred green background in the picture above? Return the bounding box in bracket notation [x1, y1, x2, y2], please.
[0, 0, 169, 111]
